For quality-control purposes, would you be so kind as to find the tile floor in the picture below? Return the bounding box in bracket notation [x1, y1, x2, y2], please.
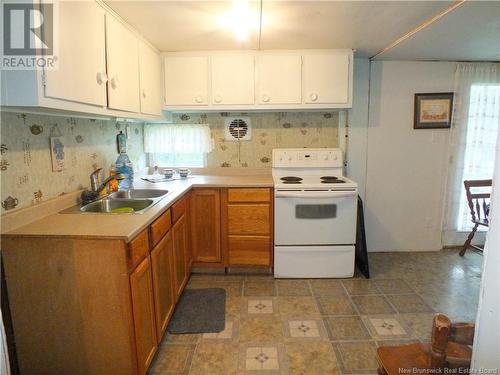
[148, 250, 482, 375]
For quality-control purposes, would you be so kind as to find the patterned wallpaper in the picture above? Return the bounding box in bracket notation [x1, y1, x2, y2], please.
[172, 112, 340, 168]
[0, 112, 145, 213]
[1, 111, 339, 214]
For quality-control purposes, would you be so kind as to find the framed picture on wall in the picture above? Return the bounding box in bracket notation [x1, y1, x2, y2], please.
[414, 92, 454, 129]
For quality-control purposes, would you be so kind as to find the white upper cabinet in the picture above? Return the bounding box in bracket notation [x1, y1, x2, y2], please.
[1, 2, 163, 120]
[139, 41, 162, 115]
[303, 52, 351, 105]
[164, 56, 208, 106]
[106, 15, 141, 113]
[44, 2, 106, 107]
[211, 54, 254, 105]
[255, 54, 302, 105]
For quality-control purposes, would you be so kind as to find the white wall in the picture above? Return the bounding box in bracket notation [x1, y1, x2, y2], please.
[472, 129, 500, 368]
[365, 61, 455, 252]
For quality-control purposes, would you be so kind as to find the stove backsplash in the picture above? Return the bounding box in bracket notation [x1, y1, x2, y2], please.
[173, 112, 340, 168]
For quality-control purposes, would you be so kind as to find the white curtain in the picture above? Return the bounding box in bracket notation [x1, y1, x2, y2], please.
[445, 63, 500, 235]
[143, 124, 214, 154]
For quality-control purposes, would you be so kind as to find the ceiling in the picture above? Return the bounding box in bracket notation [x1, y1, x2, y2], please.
[374, 1, 500, 61]
[105, 0, 500, 61]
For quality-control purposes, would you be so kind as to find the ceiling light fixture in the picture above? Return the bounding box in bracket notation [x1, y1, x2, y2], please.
[219, 0, 259, 42]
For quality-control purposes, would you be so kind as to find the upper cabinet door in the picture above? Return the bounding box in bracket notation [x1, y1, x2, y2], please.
[106, 16, 140, 112]
[139, 41, 162, 115]
[44, 2, 106, 106]
[303, 53, 350, 104]
[164, 56, 208, 106]
[256, 55, 302, 105]
[211, 54, 254, 105]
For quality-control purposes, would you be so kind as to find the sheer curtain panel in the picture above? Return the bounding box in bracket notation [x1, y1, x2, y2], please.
[144, 124, 213, 154]
[444, 63, 500, 244]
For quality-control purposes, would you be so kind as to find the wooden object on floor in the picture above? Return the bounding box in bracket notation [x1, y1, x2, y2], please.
[460, 179, 492, 256]
[377, 314, 473, 375]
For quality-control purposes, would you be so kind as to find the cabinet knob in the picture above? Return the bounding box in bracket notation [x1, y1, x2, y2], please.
[142, 89, 147, 99]
[195, 95, 204, 103]
[310, 93, 318, 102]
[96, 72, 108, 85]
[262, 94, 270, 103]
[110, 76, 119, 89]
[214, 95, 222, 103]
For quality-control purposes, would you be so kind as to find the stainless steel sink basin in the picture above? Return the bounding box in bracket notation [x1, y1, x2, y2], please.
[80, 199, 154, 213]
[59, 188, 170, 214]
[108, 189, 169, 199]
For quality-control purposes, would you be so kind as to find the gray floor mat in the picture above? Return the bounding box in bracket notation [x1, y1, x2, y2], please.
[167, 288, 226, 334]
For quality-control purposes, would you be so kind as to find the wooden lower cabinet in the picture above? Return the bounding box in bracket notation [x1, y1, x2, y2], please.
[190, 189, 222, 263]
[1, 187, 274, 375]
[227, 235, 271, 266]
[223, 188, 273, 267]
[130, 256, 158, 375]
[151, 231, 175, 339]
[227, 204, 271, 235]
[173, 194, 193, 272]
[172, 213, 188, 297]
[2, 237, 138, 375]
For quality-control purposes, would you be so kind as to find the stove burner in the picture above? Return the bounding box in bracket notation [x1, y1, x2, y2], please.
[320, 175, 344, 184]
[321, 180, 346, 184]
[281, 176, 303, 182]
[282, 181, 302, 184]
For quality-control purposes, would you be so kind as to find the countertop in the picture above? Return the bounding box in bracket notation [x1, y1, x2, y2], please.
[3, 174, 273, 242]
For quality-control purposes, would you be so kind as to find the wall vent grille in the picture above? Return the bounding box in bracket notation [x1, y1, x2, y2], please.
[224, 117, 251, 141]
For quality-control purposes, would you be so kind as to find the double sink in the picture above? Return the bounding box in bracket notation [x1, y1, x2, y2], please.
[80, 189, 170, 214]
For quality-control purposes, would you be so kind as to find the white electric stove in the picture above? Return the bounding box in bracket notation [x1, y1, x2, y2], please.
[272, 148, 358, 278]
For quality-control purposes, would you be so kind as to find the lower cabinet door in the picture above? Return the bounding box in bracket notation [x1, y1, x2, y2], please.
[173, 214, 187, 298]
[228, 235, 271, 266]
[130, 256, 157, 375]
[151, 231, 175, 340]
[191, 189, 221, 263]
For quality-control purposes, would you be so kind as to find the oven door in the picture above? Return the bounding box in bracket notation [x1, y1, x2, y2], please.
[274, 189, 357, 246]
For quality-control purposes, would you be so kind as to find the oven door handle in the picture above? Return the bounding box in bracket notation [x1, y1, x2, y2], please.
[275, 191, 357, 198]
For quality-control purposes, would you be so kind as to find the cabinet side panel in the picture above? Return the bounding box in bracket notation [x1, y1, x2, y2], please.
[2, 237, 136, 375]
[1, 70, 38, 106]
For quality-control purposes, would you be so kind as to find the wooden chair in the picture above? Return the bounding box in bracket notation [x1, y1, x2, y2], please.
[377, 314, 474, 375]
[460, 179, 492, 256]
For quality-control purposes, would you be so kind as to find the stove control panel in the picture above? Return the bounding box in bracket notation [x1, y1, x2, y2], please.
[272, 148, 343, 168]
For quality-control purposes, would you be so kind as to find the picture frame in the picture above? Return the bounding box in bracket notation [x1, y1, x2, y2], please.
[414, 92, 454, 129]
[50, 136, 66, 172]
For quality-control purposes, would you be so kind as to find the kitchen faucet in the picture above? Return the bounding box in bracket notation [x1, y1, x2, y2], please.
[82, 168, 126, 204]
[90, 168, 126, 194]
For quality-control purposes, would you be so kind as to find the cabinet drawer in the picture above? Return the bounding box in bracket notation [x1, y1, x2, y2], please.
[150, 209, 172, 247]
[172, 196, 187, 223]
[227, 188, 271, 203]
[228, 204, 270, 235]
[228, 236, 271, 266]
[128, 229, 149, 270]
